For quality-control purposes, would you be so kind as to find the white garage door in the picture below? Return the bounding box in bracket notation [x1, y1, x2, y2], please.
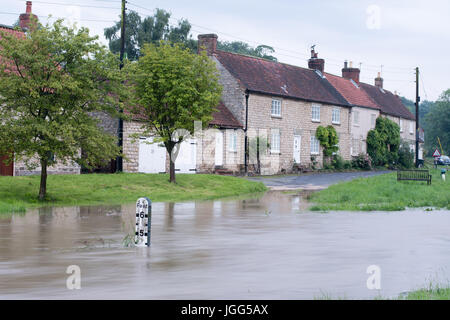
[138, 137, 167, 173]
[175, 138, 197, 174]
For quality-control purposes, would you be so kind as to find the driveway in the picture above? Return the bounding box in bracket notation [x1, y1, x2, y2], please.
[248, 170, 391, 190]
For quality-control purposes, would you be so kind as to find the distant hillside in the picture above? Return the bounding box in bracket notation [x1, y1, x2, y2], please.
[400, 96, 434, 120]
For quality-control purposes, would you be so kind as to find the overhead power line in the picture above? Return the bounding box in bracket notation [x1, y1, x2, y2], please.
[10, 1, 416, 75]
[126, 1, 415, 74]
[16, 0, 120, 10]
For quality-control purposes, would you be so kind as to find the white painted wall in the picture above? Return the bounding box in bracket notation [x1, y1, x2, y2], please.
[350, 107, 380, 156]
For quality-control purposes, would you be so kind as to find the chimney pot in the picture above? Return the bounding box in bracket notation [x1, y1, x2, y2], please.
[19, 1, 38, 31]
[197, 34, 218, 55]
[307, 48, 325, 73]
[342, 60, 360, 83]
[26, 1, 32, 14]
[375, 72, 384, 89]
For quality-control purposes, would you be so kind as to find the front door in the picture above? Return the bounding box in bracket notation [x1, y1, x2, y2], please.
[0, 154, 14, 176]
[215, 131, 224, 166]
[293, 135, 301, 164]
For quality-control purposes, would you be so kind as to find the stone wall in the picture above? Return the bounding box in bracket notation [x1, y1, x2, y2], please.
[123, 120, 146, 173]
[212, 56, 246, 124]
[14, 157, 80, 176]
[246, 93, 352, 174]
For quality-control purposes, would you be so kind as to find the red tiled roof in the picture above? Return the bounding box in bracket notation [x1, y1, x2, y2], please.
[215, 50, 350, 107]
[209, 101, 242, 128]
[0, 25, 24, 38]
[125, 101, 242, 128]
[324, 72, 381, 110]
[359, 83, 415, 120]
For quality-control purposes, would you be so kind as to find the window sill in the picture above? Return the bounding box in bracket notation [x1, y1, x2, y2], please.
[271, 115, 282, 119]
[332, 122, 341, 125]
[312, 120, 321, 123]
[270, 151, 281, 155]
[310, 153, 319, 156]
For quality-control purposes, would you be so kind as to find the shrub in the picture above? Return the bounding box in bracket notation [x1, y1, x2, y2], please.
[351, 153, 372, 170]
[332, 155, 345, 170]
[398, 141, 414, 169]
[367, 117, 400, 166]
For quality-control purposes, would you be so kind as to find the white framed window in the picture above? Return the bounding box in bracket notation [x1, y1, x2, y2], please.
[271, 129, 280, 153]
[311, 104, 320, 122]
[228, 130, 237, 152]
[371, 114, 377, 128]
[399, 119, 403, 132]
[310, 135, 320, 155]
[271, 99, 281, 117]
[332, 107, 341, 124]
[409, 121, 414, 134]
[353, 110, 359, 125]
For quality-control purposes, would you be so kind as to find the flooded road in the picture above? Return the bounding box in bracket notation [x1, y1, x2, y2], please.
[1, 191, 450, 299]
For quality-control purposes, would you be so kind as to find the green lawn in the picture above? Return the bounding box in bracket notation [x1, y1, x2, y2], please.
[0, 173, 267, 214]
[309, 169, 449, 211]
[400, 287, 450, 300]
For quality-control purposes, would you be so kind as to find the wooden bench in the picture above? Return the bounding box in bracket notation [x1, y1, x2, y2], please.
[397, 170, 432, 185]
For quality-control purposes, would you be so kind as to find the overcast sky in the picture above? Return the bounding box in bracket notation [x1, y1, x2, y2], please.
[2, 0, 449, 101]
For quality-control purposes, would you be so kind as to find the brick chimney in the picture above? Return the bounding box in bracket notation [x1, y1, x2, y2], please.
[308, 47, 325, 73]
[342, 61, 360, 83]
[374, 72, 383, 89]
[198, 34, 218, 55]
[19, 1, 38, 31]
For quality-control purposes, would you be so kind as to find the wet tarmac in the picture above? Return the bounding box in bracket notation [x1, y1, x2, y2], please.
[1, 191, 449, 299]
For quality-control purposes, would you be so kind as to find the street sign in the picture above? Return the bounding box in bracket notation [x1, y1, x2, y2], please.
[135, 197, 151, 247]
[432, 149, 441, 158]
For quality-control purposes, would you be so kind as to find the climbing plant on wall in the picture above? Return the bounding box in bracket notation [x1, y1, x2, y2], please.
[316, 126, 339, 162]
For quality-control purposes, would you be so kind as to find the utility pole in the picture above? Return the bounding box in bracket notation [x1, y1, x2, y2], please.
[116, 0, 126, 172]
[415, 67, 420, 167]
[244, 91, 249, 176]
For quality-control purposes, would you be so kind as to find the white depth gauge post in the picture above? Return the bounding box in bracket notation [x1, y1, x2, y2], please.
[135, 197, 151, 247]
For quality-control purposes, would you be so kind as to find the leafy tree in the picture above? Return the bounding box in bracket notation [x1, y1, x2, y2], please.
[104, 9, 195, 60]
[400, 96, 434, 121]
[127, 42, 222, 183]
[0, 19, 124, 200]
[424, 89, 450, 156]
[316, 125, 339, 162]
[217, 41, 277, 61]
[366, 117, 400, 166]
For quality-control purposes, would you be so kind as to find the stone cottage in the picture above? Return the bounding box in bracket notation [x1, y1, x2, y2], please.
[0, 2, 81, 176]
[197, 34, 353, 175]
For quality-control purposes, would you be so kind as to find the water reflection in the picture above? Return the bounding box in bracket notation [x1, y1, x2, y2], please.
[0, 191, 449, 299]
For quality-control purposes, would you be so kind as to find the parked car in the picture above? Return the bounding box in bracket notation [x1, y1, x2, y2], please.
[437, 155, 450, 165]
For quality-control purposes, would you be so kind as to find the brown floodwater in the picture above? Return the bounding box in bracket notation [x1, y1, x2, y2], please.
[0, 191, 449, 299]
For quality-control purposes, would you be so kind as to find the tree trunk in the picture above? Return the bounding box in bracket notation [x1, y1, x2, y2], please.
[169, 157, 176, 183]
[256, 137, 261, 174]
[39, 158, 48, 201]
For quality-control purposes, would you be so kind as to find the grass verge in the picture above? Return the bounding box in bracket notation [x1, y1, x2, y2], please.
[309, 169, 449, 211]
[400, 287, 450, 300]
[0, 173, 267, 214]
